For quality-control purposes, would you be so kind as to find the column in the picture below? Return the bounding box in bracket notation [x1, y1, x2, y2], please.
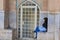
[0, 0, 4, 29]
[55, 13, 59, 40]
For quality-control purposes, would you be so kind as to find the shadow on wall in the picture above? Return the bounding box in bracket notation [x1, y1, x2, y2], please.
[9, 11, 16, 29]
[5, 11, 16, 29]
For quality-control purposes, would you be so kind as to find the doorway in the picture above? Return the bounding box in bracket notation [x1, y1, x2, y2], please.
[17, 1, 40, 40]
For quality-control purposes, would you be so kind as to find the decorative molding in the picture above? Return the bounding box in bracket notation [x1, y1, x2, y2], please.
[40, 11, 60, 15]
[40, 11, 49, 13]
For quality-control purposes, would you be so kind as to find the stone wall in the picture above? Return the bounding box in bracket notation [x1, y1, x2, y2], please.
[48, 0, 60, 12]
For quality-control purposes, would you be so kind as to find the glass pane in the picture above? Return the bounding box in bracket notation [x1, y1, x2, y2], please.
[22, 8, 35, 38]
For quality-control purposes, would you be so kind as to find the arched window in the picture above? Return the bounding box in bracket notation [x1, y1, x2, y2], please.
[17, 0, 40, 39]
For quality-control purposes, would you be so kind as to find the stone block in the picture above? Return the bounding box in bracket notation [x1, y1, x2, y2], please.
[0, 30, 12, 40]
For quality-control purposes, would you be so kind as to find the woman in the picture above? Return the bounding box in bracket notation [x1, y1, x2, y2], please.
[34, 17, 48, 39]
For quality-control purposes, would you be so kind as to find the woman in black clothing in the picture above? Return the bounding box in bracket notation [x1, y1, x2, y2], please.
[42, 17, 48, 32]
